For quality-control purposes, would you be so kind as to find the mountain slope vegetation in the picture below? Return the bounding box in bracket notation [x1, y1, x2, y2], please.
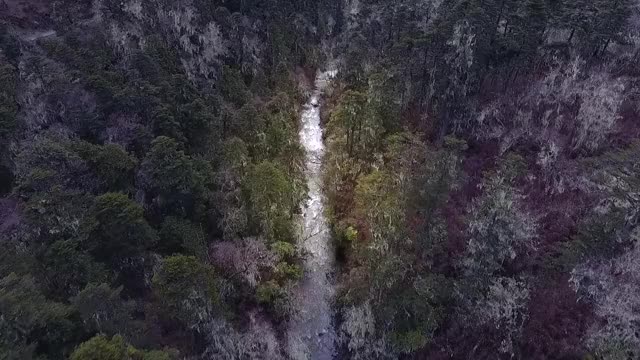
[2, 0, 640, 359]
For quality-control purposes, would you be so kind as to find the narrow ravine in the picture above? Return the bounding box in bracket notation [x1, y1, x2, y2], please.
[286, 69, 338, 360]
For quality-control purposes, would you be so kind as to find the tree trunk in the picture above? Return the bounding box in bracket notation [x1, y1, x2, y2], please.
[601, 38, 612, 55]
[567, 28, 575, 44]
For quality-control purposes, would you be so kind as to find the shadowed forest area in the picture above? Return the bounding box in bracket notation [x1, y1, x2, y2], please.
[1, 0, 640, 359]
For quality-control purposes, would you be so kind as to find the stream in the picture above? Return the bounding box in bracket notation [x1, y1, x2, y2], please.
[286, 69, 338, 360]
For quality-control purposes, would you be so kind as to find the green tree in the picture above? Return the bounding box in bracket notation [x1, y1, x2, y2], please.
[43, 239, 107, 299]
[0, 242, 36, 280]
[71, 283, 135, 335]
[328, 90, 381, 160]
[138, 136, 201, 194]
[588, 0, 632, 56]
[0, 59, 17, 139]
[218, 137, 250, 240]
[23, 187, 93, 244]
[151, 105, 184, 144]
[158, 216, 207, 259]
[70, 335, 175, 360]
[83, 193, 157, 262]
[549, 142, 640, 270]
[14, 134, 88, 193]
[220, 65, 249, 107]
[339, 133, 460, 354]
[138, 136, 205, 216]
[354, 169, 405, 248]
[245, 161, 296, 243]
[70, 335, 127, 360]
[72, 141, 137, 191]
[228, 102, 264, 142]
[0, 274, 74, 359]
[152, 255, 218, 330]
[178, 99, 217, 148]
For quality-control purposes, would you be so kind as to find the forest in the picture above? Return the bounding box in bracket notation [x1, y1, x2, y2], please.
[1, 0, 640, 359]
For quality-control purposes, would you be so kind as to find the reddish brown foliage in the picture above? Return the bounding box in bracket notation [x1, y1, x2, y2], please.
[444, 140, 499, 262]
[519, 277, 593, 359]
[613, 97, 640, 148]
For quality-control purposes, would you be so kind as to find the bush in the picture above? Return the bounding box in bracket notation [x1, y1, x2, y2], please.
[256, 280, 284, 304]
[344, 226, 358, 243]
[271, 241, 296, 260]
[274, 262, 303, 282]
[70, 335, 176, 360]
[391, 330, 428, 354]
[255, 280, 291, 319]
[70, 334, 128, 360]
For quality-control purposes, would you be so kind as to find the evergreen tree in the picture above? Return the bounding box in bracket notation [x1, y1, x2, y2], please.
[83, 193, 157, 262]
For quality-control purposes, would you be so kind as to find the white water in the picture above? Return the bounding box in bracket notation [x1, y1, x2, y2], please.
[286, 69, 338, 360]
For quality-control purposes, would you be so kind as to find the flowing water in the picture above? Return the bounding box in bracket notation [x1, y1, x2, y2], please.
[286, 69, 338, 360]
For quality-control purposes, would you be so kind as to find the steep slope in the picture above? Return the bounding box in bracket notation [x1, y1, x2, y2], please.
[324, 0, 640, 359]
[0, 0, 342, 359]
[3, 0, 640, 359]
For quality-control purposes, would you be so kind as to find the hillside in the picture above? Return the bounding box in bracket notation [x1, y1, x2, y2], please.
[2, 0, 640, 359]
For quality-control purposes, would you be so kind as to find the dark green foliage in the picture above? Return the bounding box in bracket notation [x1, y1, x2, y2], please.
[71, 141, 137, 191]
[71, 283, 135, 335]
[0, 26, 20, 64]
[158, 216, 207, 259]
[70, 335, 128, 360]
[0, 1, 320, 357]
[0, 243, 36, 280]
[271, 241, 296, 260]
[138, 137, 202, 194]
[227, 102, 263, 142]
[245, 161, 297, 243]
[152, 255, 218, 328]
[274, 262, 303, 282]
[547, 203, 633, 273]
[0, 59, 17, 139]
[327, 90, 370, 158]
[83, 193, 157, 262]
[326, 89, 466, 353]
[69, 334, 176, 360]
[255, 280, 290, 319]
[260, 108, 303, 165]
[220, 65, 250, 107]
[385, 275, 450, 353]
[15, 135, 89, 193]
[0, 54, 19, 194]
[23, 187, 93, 244]
[138, 136, 210, 218]
[43, 239, 108, 299]
[0, 273, 74, 359]
[547, 142, 640, 271]
[178, 99, 218, 148]
[42, 35, 218, 150]
[256, 280, 285, 304]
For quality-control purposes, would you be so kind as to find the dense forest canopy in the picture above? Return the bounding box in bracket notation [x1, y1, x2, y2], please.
[1, 0, 640, 359]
